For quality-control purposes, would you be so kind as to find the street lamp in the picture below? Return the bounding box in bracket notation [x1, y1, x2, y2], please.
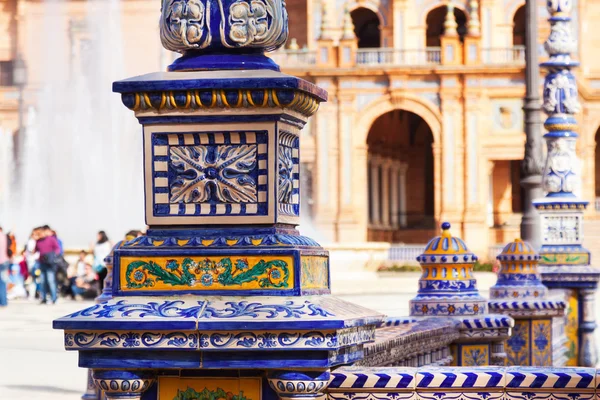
[12, 53, 27, 177]
[519, 0, 543, 249]
[13, 53, 27, 87]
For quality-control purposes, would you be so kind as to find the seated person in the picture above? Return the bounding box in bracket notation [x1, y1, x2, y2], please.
[68, 250, 88, 279]
[71, 261, 99, 299]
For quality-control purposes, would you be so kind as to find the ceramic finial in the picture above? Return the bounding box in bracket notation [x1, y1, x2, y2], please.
[444, 2, 458, 36]
[341, 3, 356, 40]
[319, 0, 332, 40]
[467, 0, 480, 36]
[288, 38, 299, 50]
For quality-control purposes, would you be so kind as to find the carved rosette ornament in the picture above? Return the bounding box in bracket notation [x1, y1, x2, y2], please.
[160, 0, 288, 54]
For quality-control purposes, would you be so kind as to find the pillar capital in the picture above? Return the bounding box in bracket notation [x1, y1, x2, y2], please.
[92, 370, 155, 400]
[268, 370, 331, 400]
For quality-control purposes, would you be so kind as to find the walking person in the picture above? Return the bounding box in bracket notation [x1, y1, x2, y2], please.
[0, 226, 9, 306]
[92, 231, 112, 292]
[25, 228, 40, 300]
[35, 226, 60, 304]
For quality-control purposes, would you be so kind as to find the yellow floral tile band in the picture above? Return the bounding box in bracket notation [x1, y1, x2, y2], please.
[120, 255, 293, 291]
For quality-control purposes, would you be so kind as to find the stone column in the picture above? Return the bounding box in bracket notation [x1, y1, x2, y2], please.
[519, 0, 543, 249]
[313, 79, 339, 240]
[356, 144, 370, 240]
[579, 289, 598, 366]
[439, 78, 464, 226]
[336, 93, 358, 241]
[399, 163, 408, 227]
[370, 156, 381, 227]
[381, 160, 391, 228]
[487, 161, 495, 227]
[390, 163, 399, 228]
[393, 0, 407, 50]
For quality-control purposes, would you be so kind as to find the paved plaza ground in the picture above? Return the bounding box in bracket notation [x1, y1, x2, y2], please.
[0, 272, 593, 400]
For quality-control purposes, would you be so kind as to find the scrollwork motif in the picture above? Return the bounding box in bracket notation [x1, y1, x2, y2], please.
[200, 300, 334, 319]
[278, 145, 293, 203]
[65, 300, 204, 319]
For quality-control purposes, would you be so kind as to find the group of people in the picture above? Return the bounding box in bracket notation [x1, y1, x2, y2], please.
[0, 227, 123, 306]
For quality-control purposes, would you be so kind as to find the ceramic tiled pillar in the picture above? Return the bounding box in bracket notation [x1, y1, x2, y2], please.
[52, 1, 383, 399]
[534, 0, 600, 367]
[410, 223, 513, 366]
[488, 239, 566, 366]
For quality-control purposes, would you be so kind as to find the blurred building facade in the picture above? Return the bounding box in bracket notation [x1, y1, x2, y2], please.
[273, 0, 600, 258]
[2, 0, 600, 258]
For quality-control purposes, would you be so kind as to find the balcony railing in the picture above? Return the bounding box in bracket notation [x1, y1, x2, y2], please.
[269, 49, 316, 66]
[271, 45, 526, 68]
[488, 244, 505, 260]
[356, 47, 442, 66]
[388, 244, 426, 262]
[481, 45, 525, 65]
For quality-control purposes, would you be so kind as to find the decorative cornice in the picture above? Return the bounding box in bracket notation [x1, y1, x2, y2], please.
[120, 89, 321, 117]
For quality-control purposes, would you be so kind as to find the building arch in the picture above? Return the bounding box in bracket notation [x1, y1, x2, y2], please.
[506, 0, 525, 24]
[346, 0, 388, 25]
[355, 93, 442, 145]
[426, 5, 468, 46]
[419, 0, 468, 25]
[355, 94, 442, 243]
[512, 4, 526, 45]
[351, 7, 382, 48]
[366, 110, 436, 240]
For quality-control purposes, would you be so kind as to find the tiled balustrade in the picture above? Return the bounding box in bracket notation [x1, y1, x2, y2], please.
[327, 366, 599, 400]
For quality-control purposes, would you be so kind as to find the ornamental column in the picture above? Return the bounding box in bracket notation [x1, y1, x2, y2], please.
[489, 239, 566, 366]
[410, 223, 513, 366]
[535, 0, 600, 367]
[52, 1, 383, 397]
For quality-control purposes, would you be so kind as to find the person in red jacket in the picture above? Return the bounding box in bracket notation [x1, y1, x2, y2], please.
[35, 226, 60, 304]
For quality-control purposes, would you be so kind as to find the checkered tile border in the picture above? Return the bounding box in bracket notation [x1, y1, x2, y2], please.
[152, 131, 268, 217]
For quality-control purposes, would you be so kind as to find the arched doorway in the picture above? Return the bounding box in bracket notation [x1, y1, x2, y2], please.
[426, 5, 467, 47]
[513, 5, 526, 45]
[367, 110, 435, 242]
[351, 7, 381, 48]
